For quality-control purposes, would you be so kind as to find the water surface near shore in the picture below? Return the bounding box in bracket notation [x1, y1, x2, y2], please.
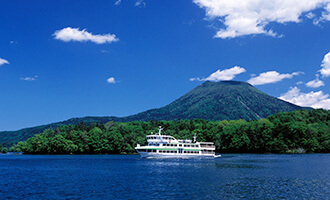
[0, 154, 329, 199]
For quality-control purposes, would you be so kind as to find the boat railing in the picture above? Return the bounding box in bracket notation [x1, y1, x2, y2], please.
[201, 150, 215, 154]
[200, 144, 215, 148]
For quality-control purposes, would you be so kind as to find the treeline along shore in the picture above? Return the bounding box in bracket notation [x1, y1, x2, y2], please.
[8, 109, 330, 154]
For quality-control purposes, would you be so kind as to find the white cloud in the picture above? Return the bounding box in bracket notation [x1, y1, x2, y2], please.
[193, 0, 330, 39]
[107, 77, 116, 84]
[135, 0, 146, 7]
[114, 0, 121, 5]
[0, 58, 9, 66]
[306, 77, 324, 88]
[247, 71, 302, 85]
[306, 12, 316, 19]
[279, 87, 330, 109]
[20, 76, 38, 81]
[320, 2, 330, 21]
[53, 27, 119, 44]
[320, 51, 330, 77]
[190, 66, 246, 82]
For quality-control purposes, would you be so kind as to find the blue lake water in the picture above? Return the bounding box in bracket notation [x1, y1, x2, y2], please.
[0, 154, 329, 199]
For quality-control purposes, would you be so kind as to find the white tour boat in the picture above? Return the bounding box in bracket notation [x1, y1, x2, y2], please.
[135, 126, 221, 158]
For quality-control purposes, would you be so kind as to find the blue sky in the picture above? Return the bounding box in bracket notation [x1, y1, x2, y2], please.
[1, 0, 330, 131]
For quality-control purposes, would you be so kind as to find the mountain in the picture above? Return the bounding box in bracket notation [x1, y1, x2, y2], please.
[0, 81, 305, 147]
[124, 81, 303, 121]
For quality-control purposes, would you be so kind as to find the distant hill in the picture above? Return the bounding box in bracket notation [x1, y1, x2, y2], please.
[0, 81, 305, 147]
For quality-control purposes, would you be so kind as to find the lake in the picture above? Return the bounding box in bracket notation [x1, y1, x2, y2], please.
[0, 154, 329, 199]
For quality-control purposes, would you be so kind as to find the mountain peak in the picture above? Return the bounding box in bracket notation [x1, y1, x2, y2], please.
[200, 80, 253, 87]
[125, 80, 302, 122]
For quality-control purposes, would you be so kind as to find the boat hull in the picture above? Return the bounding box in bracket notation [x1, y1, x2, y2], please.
[138, 152, 216, 158]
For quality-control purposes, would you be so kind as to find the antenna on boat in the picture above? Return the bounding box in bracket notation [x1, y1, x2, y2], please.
[158, 126, 163, 135]
[193, 133, 197, 143]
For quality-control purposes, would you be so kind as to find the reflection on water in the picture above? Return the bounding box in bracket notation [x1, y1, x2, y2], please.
[215, 163, 265, 169]
[0, 154, 329, 199]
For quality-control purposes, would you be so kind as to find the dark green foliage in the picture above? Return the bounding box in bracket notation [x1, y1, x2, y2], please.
[0, 81, 305, 147]
[11, 109, 330, 154]
[0, 117, 119, 147]
[0, 144, 8, 153]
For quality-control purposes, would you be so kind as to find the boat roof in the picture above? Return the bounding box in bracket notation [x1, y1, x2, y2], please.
[146, 134, 176, 138]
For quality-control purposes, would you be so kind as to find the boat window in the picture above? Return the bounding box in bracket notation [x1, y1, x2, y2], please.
[179, 144, 182, 147]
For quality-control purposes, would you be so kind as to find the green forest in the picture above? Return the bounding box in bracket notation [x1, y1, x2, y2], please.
[10, 109, 330, 154]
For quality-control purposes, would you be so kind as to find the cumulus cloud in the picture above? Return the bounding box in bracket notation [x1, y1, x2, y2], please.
[53, 27, 119, 44]
[114, 0, 121, 5]
[107, 77, 116, 84]
[135, 0, 146, 7]
[306, 76, 324, 88]
[193, 0, 330, 39]
[20, 76, 38, 81]
[190, 66, 246, 82]
[0, 58, 9, 66]
[320, 2, 330, 21]
[247, 71, 302, 85]
[279, 87, 330, 109]
[320, 51, 330, 77]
